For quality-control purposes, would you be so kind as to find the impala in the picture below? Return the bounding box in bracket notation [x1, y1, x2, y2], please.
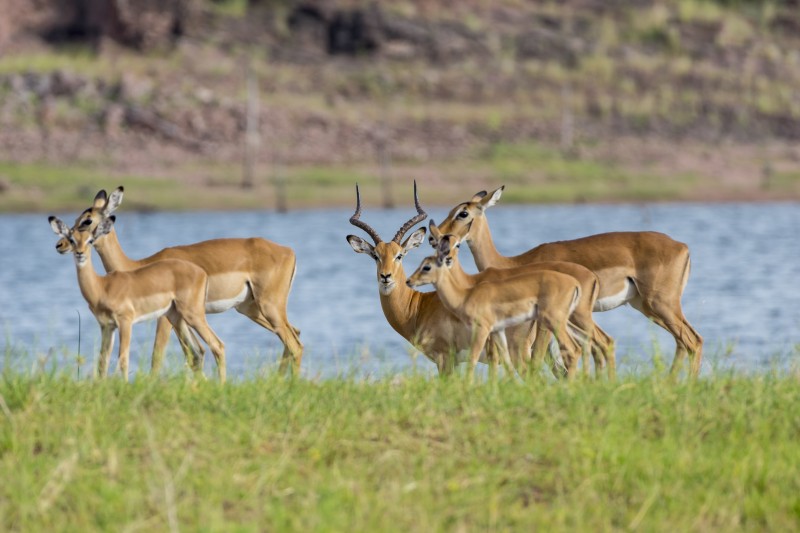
[407, 235, 583, 379]
[50, 215, 227, 381]
[437, 186, 703, 377]
[428, 221, 615, 378]
[346, 183, 531, 376]
[56, 187, 303, 375]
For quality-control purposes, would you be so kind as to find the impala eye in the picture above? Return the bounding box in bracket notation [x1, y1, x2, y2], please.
[458, 211, 469, 219]
[422, 265, 431, 272]
[395, 254, 403, 261]
[80, 218, 92, 229]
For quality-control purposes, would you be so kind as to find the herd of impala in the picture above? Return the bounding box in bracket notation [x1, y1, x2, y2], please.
[48, 183, 703, 383]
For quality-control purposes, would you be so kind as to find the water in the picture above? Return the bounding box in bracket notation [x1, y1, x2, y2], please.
[2, 202, 799, 377]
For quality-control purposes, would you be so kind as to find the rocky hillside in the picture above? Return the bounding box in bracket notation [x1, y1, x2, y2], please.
[1, 0, 800, 207]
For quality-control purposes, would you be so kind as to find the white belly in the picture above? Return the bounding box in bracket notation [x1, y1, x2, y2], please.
[492, 309, 537, 332]
[205, 285, 250, 314]
[134, 304, 172, 324]
[594, 279, 638, 312]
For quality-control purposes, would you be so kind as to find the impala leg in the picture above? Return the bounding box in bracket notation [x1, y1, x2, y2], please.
[182, 316, 226, 383]
[97, 324, 115, 378]
[443, 349, 458, 376]
[152, 315, 205, 375]
[532, 325, 567, 379]
[630, 298, 703, 378]
[468, 325, 491, 382]
[547, 318, 580, 380]
[567, 322, 593, 379]
[530, 323, 549, 375]
[506, 323, 535, 377]
[593, 326, 616, 380]
[237, 302, 304, 375]
[117, 318, 133, 382]
[493, 330, 519, 380]
[435, 353, 452, 377]
[167, 313, 205, 377]
[485, 333, 500, 380]
[150, 316, 172, 375]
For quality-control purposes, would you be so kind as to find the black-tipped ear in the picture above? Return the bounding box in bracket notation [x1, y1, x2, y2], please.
[104, 188, 124, 215]
[92, 190, 108, 208]
[49, 216, 70, 238]
[346, 234, 376, 257]
[471, 191, 488, 202]
[94, 215, 115, 238]
[437, 236, 451, 260]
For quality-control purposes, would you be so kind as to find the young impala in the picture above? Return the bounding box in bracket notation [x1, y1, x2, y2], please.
[50, 215, 227, 382]
[55, 187, 303, 375]
[428, 221, 615, 378]
[437, 187, 703, 377]
[407, 235, 583, 380]
[346, 183, 531, 376]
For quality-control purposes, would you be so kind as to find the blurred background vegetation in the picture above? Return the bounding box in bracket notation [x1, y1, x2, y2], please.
[0, 0, 799, 211]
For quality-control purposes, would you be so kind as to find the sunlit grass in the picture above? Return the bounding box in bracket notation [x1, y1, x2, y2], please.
[1, 362, 800, 531]
[472, 141, 697, 202]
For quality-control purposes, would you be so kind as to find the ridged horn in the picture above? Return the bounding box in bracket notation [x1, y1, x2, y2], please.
[392, 181, 427, 243]
[349, 184, 382, 244]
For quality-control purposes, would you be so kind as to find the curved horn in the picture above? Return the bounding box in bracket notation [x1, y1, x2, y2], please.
[392, 181, 428, 243]
[349, 184, 382, 244]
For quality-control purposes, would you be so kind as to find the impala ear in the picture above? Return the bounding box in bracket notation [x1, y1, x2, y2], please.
[92, 190, 108, 209]
[470, 190, 488, 203]
[428, 220, 442, 243]
[436, 236, 452, 265]
[346, 235, 377, 259]
[95, 215, 115, 238]
[104, 186, 124, 216]
[48, 216, 71, 238]
[402, 227, 426, 251]
[478, 186, 504, 210]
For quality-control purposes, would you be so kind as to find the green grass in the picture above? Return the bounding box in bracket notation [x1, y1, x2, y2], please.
[2, 366, 800, 531]
[474, 141, 697, 202]
[0, 162, 180, 212]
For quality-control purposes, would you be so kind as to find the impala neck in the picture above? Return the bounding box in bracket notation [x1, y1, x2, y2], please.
[431, 267, 469, 314]
[93, 228, 139, 272]
[449, 256, 476, 288]
[467, 216, 510, 271]
[73, 249, 105, 310]
[379, 270, 423, 341]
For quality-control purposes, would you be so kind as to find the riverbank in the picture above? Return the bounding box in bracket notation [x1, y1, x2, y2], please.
[1, 369, 799, 531]
[2, 135, 799, 213]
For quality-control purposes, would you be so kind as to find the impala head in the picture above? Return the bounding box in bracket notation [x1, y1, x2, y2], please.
[427, 218, 472, 249]
[55, 186, 124, 254]
[50, 215, 116, 266]
[436, 186, 504, 244]
[407, 233, 461, 288]
[346, 182, 428, 296]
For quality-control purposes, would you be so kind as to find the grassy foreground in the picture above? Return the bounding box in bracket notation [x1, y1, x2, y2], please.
[1, 370, 800, 531]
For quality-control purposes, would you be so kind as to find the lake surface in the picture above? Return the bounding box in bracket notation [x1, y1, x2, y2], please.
[2, 202, 798, 378]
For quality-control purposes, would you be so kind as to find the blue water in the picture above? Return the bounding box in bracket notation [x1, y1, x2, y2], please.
[2, 202, 798, 377]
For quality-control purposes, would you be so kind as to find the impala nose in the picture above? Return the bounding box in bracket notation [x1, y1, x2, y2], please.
[379, 273, 391, 283]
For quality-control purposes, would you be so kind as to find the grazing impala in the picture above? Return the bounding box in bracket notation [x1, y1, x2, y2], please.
[50, 215, 227, 382]
[407, 235, 583, 380]
[437, 187, 703, 377]
[55, 187, 303, 375]
[428, 221, 615, 378]
[346, 183, 533, 376]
